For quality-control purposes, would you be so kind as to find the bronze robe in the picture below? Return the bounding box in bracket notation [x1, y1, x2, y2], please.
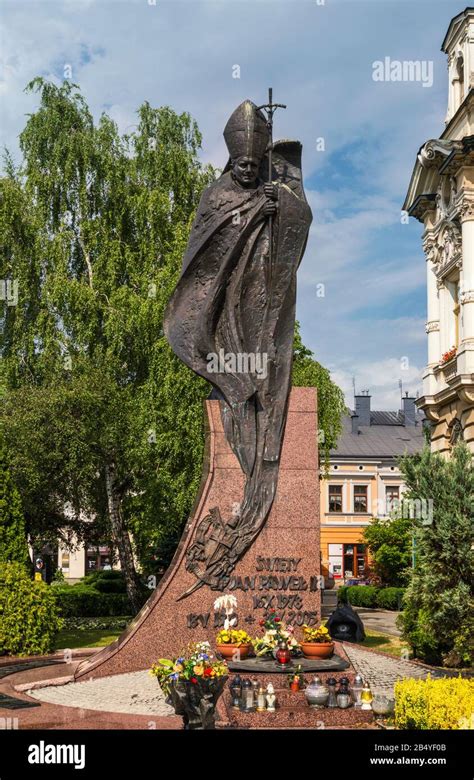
[164, 141, 312, 596]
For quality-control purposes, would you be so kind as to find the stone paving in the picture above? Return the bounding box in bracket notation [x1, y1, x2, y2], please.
[24, 646, 447, 717]
[27, 670, 175, 717]
[343, 644, 444, 695]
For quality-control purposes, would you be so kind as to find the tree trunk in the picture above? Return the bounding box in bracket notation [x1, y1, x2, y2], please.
[104, 461, 142, 614]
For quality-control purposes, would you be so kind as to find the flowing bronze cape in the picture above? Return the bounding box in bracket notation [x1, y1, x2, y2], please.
[164, 141, 312, 598]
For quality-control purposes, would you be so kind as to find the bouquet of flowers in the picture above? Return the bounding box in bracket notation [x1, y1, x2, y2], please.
[151, 641, 228, 695]
[302, 623, 332, 643]
[252, 612, 300, 657]
[215, 628, 252, 646]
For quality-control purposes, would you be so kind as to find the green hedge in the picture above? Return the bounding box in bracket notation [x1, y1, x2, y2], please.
[337, 585, 348, 603]
[91, 579, 127, 594]
[0, 563, 63, 655]
[337, 585, 378, 607]
[54, 586, 133, 617]
[338, 585, 405, 610]
[81, 570, 127, 593]
[345, 585, 379, 607]
[376, 587, 405, 611]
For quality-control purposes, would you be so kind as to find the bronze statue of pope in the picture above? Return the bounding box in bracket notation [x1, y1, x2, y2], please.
[164, 99, 312, 598]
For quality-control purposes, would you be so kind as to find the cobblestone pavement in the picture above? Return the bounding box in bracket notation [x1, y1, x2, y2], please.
[343, 644, 444, 695]
[27, 671, 175, 717]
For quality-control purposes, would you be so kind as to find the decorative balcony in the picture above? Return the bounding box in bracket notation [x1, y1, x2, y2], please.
[434, 353, 458, 384]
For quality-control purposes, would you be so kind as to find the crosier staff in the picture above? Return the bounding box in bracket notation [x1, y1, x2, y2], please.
[257, 87, 286, 280]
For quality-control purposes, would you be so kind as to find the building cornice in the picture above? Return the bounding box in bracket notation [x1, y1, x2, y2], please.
[407, 193, 437, 222]
[441, 8, 474, 54]
[324, 472, 377, 480]
[404, 91, 474, 221]
[439, 132, 474, 167]
[440, 89, 474, 142]
[417, 375, 474, 413]
[403, 140, 460, 220]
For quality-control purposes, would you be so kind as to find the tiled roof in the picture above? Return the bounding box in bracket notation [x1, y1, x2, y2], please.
[331, 413, 425, 458]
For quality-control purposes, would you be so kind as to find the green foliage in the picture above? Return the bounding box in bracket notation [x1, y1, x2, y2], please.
[397, 444, 474, 667]
[292, 323, 346, 466]
[396, 605, 440, 665]
[0, 563, 63, 655]
[61, 616, 131, 631]
[363, 515, 412, 587]
[1, 79, 214, 575]
[342, 585, 379, 608]
[337, 585, 348, 603]
[88, 579, 126, 594]
[82, 569, 123, 581]
[81, 570, 126, 593]
[375, 587, 405, 611]
[448, 613, 474, 668]
[1, 78, 345, 582]
[51, 568, 66, 584]
[338, 584, 404, 610]
[2, 380, 112, 549]
[0, 437, 29, 565]
[395, 676, 474, 730]
[53, 584, 142, 617]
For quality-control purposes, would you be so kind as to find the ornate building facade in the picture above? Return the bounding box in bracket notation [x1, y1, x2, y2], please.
[404, 7, 474, 454]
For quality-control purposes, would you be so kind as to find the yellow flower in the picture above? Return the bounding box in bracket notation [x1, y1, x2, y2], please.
[193, 664, 204, 675]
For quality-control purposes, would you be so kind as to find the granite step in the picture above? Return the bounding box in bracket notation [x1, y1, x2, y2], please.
[226, 703, 374, 729]
[222, 681, 375, 729]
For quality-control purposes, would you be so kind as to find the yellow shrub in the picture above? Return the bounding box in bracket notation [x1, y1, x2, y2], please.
[395, 676, 474, 730]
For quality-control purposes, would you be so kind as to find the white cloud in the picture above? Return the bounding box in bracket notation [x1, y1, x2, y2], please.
[331, 355, 424, 411]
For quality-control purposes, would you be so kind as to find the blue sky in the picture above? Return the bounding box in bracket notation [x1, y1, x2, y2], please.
[0, 0, 464, 407]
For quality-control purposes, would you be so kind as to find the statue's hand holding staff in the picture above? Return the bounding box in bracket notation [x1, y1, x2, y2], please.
[263, 182, 278, 216]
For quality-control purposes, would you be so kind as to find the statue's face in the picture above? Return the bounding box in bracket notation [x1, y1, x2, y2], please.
[232, 156, 260, 186]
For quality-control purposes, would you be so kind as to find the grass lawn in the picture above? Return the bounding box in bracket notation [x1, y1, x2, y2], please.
[54, 629, 121, 650]
[359, 630, 411, 658]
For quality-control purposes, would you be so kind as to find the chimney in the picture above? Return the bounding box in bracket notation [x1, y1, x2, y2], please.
[403, 391, 417, 426]
[351, 413, 359, 434]
[354, 391, 371, 427]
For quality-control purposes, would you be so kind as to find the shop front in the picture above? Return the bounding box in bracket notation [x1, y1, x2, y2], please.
[320, 527, 369, 585]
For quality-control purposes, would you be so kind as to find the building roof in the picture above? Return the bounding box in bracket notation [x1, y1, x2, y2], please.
[370, 411, 405, 426]
[441, 7, 474, 52]
[331, 413, 425, 459]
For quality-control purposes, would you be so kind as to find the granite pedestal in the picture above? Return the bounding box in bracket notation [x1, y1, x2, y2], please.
[75, 387, 320, 680]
